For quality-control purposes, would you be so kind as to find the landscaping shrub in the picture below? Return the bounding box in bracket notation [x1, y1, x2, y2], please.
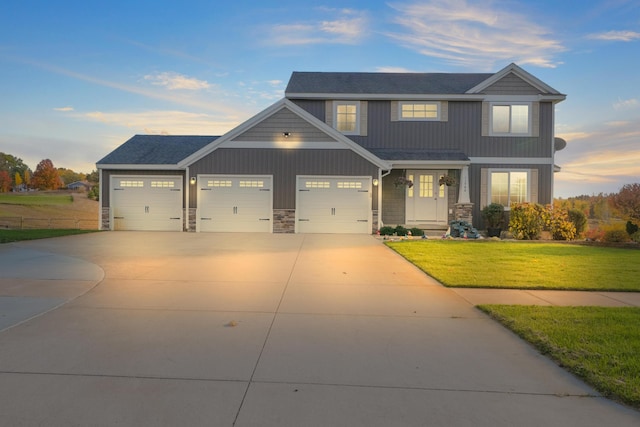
[567, 209, 587, 237]
[547, 207, 577, 241]
[379, 226, 395, 236]
[409, 227, 424, 237]
[394, 225, 408, 236]
[627, 221, 639, 236]
[603, 228, 630, 243]
[509, 203, 547, 240]
[585, 227, 605, 242]
[631, 231, 640, 243]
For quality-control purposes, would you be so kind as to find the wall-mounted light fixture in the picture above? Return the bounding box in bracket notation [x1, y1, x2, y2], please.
[372, 179, 379, 187]
[283, 132, 290, 138]
[190, 177, 197, 185]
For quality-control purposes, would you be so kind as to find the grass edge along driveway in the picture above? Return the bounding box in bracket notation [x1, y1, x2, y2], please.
[479, 305, 640, 410]
[385, 240, 640, 292]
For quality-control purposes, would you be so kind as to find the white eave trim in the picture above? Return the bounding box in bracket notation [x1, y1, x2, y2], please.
[466, 63, 566, 100]
[389, 160, 471, 169]
[285, 93, 486, 101]
[469, 157, 554, 165]
[96, 164, 183, 170]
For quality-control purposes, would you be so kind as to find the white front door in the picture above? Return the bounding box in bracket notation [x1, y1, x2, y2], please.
[405, 170, 448, 224]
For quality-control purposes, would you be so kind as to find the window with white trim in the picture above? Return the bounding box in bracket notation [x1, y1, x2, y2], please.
[305, 181, 330, 189]
[334, 102, 359, 134]
[400, 102, 440, 120]
[207, 180, 232, 187]
[490, 103, 531, 136]
[489, 170, 528, 207]
[151, 180, 175, 188]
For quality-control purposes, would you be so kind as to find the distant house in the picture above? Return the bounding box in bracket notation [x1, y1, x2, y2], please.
[97, 63, 567, 233]
[67, 181, 92, 191]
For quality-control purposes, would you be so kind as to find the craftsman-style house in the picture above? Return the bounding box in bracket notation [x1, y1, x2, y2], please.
[97, 63, 566, 233]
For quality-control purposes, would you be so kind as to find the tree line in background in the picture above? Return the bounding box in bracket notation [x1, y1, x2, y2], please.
[0, 152, 98, 198]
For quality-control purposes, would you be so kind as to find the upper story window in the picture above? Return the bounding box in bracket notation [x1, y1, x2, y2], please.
[334, 101, 360, 134]
[490, 103, 531, 136]
[400, 102, 440, 120]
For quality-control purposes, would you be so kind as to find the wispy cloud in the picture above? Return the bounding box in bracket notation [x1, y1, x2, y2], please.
[53, 106, 74, 112]
[555, 120, 640, 193]
[144, 72, 211, 90]
[386, 0, 565, 70]
[613, 98, 639, 110]
[80, 110, 240, 136]
[587, 30, 640, 42]
[267, 8, 369, 45]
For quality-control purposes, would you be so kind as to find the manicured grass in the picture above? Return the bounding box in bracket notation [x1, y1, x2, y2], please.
[386, 240, 640, 291]
[0, 193, 73, 206]
[479, 305, 640, 409]
[0, 229, 98, 243]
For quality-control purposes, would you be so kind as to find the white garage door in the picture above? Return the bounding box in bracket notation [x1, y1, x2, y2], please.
[111, 176, 183, 231]
[296, 176, 371, 234]
[197, 175, 272, 232]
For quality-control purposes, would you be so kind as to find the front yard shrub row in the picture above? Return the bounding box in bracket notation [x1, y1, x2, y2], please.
[509, 203, 581, 240]
[379, 226, 424, 237]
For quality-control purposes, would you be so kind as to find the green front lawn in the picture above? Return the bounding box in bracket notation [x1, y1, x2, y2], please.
[0, 193, 73, 206]
[386, 240, 640, 291]
[479, 305, 640, 409]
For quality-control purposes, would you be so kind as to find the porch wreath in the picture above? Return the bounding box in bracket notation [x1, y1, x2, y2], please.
[394, 176, 413, 188]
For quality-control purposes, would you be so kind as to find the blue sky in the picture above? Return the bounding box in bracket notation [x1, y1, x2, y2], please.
[1, 0, 638, 198]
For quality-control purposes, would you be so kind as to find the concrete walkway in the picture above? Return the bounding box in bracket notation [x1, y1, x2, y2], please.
[0, 232, 638, 426]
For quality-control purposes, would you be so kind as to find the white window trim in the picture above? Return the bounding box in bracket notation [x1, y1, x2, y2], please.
[399, 101, 441, 121]
[489, 102, 532, 137]
[487, 168, 530, 209]
[333, 101, 360, 135]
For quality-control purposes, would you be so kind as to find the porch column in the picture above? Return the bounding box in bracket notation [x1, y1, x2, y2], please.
[455, 165, 473, 224]
[457, 165, 470, 204]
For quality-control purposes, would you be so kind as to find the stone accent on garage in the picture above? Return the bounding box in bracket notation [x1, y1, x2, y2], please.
[187, 208, 197, 231]
[372, 209, 379, 234]
[101, 208, 110, 230]
[273, 209, 295, 233]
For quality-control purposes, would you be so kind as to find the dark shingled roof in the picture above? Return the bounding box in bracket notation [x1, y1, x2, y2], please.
[370, 149, 469, 162]
[285, 72, 493, 95]
[97, 135, 217, 165]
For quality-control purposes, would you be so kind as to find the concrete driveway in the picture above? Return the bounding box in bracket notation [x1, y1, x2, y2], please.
[0, 232, 638, 426]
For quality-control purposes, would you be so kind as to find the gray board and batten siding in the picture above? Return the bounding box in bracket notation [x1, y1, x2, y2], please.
[187, 148, 380, 210]
[288, 99, 556, 158]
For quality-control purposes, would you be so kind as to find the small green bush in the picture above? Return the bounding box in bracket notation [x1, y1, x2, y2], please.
[627, 221, 639, 236]
[394, 225, 408, 236]
[409, 227, 424, 237]
[603, 229, 630, 243]
[379, 226, 395, 236]
[631, 231, 640, 243]
[568, 209, 587, 237]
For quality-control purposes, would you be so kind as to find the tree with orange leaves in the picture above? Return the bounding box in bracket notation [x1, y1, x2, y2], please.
[31, 159, 61, 190]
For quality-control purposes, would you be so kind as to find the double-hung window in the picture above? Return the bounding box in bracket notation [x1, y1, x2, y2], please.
[490, 103, 531, 136]
[489, 170, 529, 207]
[334, 101, 359, 134]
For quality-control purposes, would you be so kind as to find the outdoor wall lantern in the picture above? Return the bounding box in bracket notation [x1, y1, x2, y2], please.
[372, 179, 379, 186]
[282, 132, 290, 138]
[190, 177, 197, 185]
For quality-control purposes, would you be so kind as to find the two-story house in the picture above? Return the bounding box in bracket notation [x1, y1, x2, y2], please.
[97, 63, 566, 233]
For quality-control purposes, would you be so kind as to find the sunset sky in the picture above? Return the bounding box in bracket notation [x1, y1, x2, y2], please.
[1, 0, 638, 198]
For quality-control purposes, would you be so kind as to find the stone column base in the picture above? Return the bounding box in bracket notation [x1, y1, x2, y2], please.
[455, 203, 474, 224]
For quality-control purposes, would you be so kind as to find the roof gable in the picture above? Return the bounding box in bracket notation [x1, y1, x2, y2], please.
[97, 135, 217, 167]
[179, 99, 389, 169]
[466, 63, 564, 97]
